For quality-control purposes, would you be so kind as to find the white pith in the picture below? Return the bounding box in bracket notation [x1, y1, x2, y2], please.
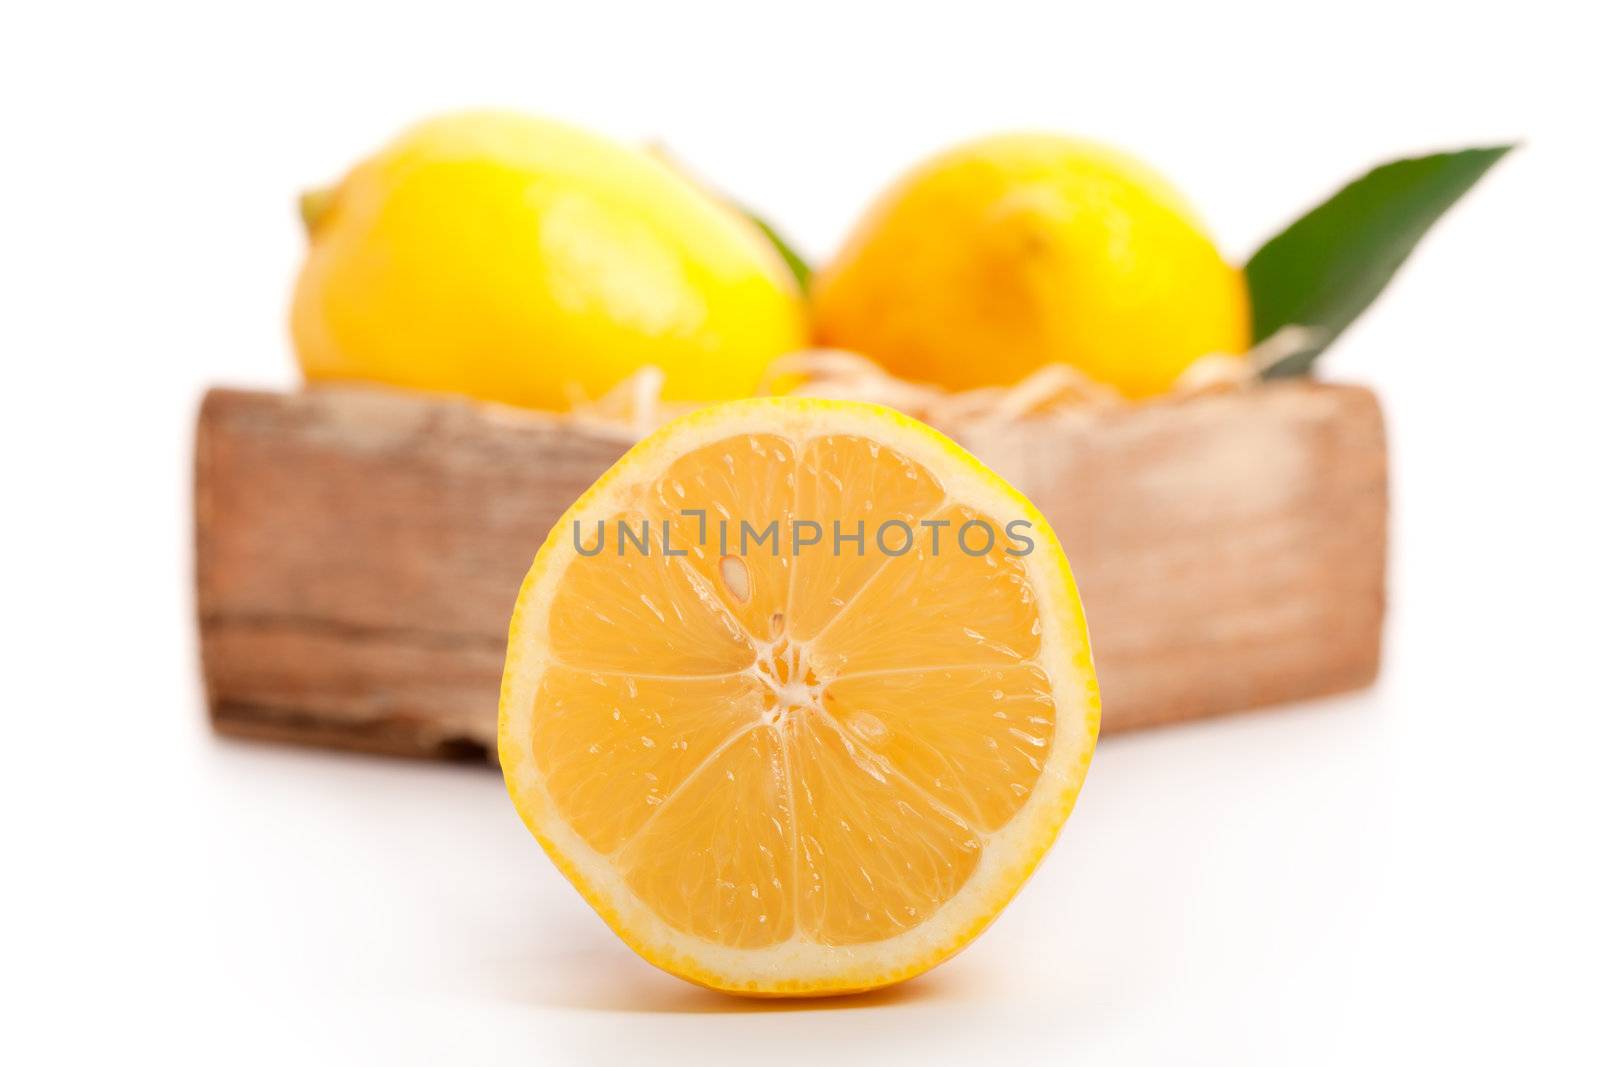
[500, 398, 1098, 993]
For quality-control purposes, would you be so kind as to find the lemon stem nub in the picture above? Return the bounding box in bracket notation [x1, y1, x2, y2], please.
[298, 186, 334, 236]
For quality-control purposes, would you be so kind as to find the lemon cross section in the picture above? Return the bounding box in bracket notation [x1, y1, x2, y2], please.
[500, 397, 1099, 995]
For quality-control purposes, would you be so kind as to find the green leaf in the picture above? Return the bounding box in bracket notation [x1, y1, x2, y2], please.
[744, 209, 812, 293]
[1246, 144, 1514, 378]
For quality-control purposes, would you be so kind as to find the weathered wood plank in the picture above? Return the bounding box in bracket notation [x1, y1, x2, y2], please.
[960, 384, 1386, 730]
[195, 381, 1385, 759]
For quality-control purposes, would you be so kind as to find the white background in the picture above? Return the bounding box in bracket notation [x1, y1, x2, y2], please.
[4, 2, 1597, 1063]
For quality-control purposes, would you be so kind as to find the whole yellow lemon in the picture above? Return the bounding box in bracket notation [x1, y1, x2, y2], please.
[291, 112, 807, 410]
[811, 135, 1250, 399]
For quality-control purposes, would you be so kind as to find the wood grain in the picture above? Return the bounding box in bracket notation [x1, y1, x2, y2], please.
[195, 381, 1386, 759]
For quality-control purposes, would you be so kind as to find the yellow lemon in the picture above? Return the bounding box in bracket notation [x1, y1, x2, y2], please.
[291, 112, 807, 410]
[811, 134, 1250, 399]
[500, 397, 1099, 994]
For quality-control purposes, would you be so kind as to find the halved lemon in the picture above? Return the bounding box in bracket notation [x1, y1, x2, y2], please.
[499, 398, 1099, 995]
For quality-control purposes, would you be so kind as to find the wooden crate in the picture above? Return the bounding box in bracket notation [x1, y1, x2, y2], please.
[194, 381, 1386, 760]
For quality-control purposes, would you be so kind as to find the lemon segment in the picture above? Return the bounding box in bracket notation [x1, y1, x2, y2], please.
[500, 397, 1099, 994]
